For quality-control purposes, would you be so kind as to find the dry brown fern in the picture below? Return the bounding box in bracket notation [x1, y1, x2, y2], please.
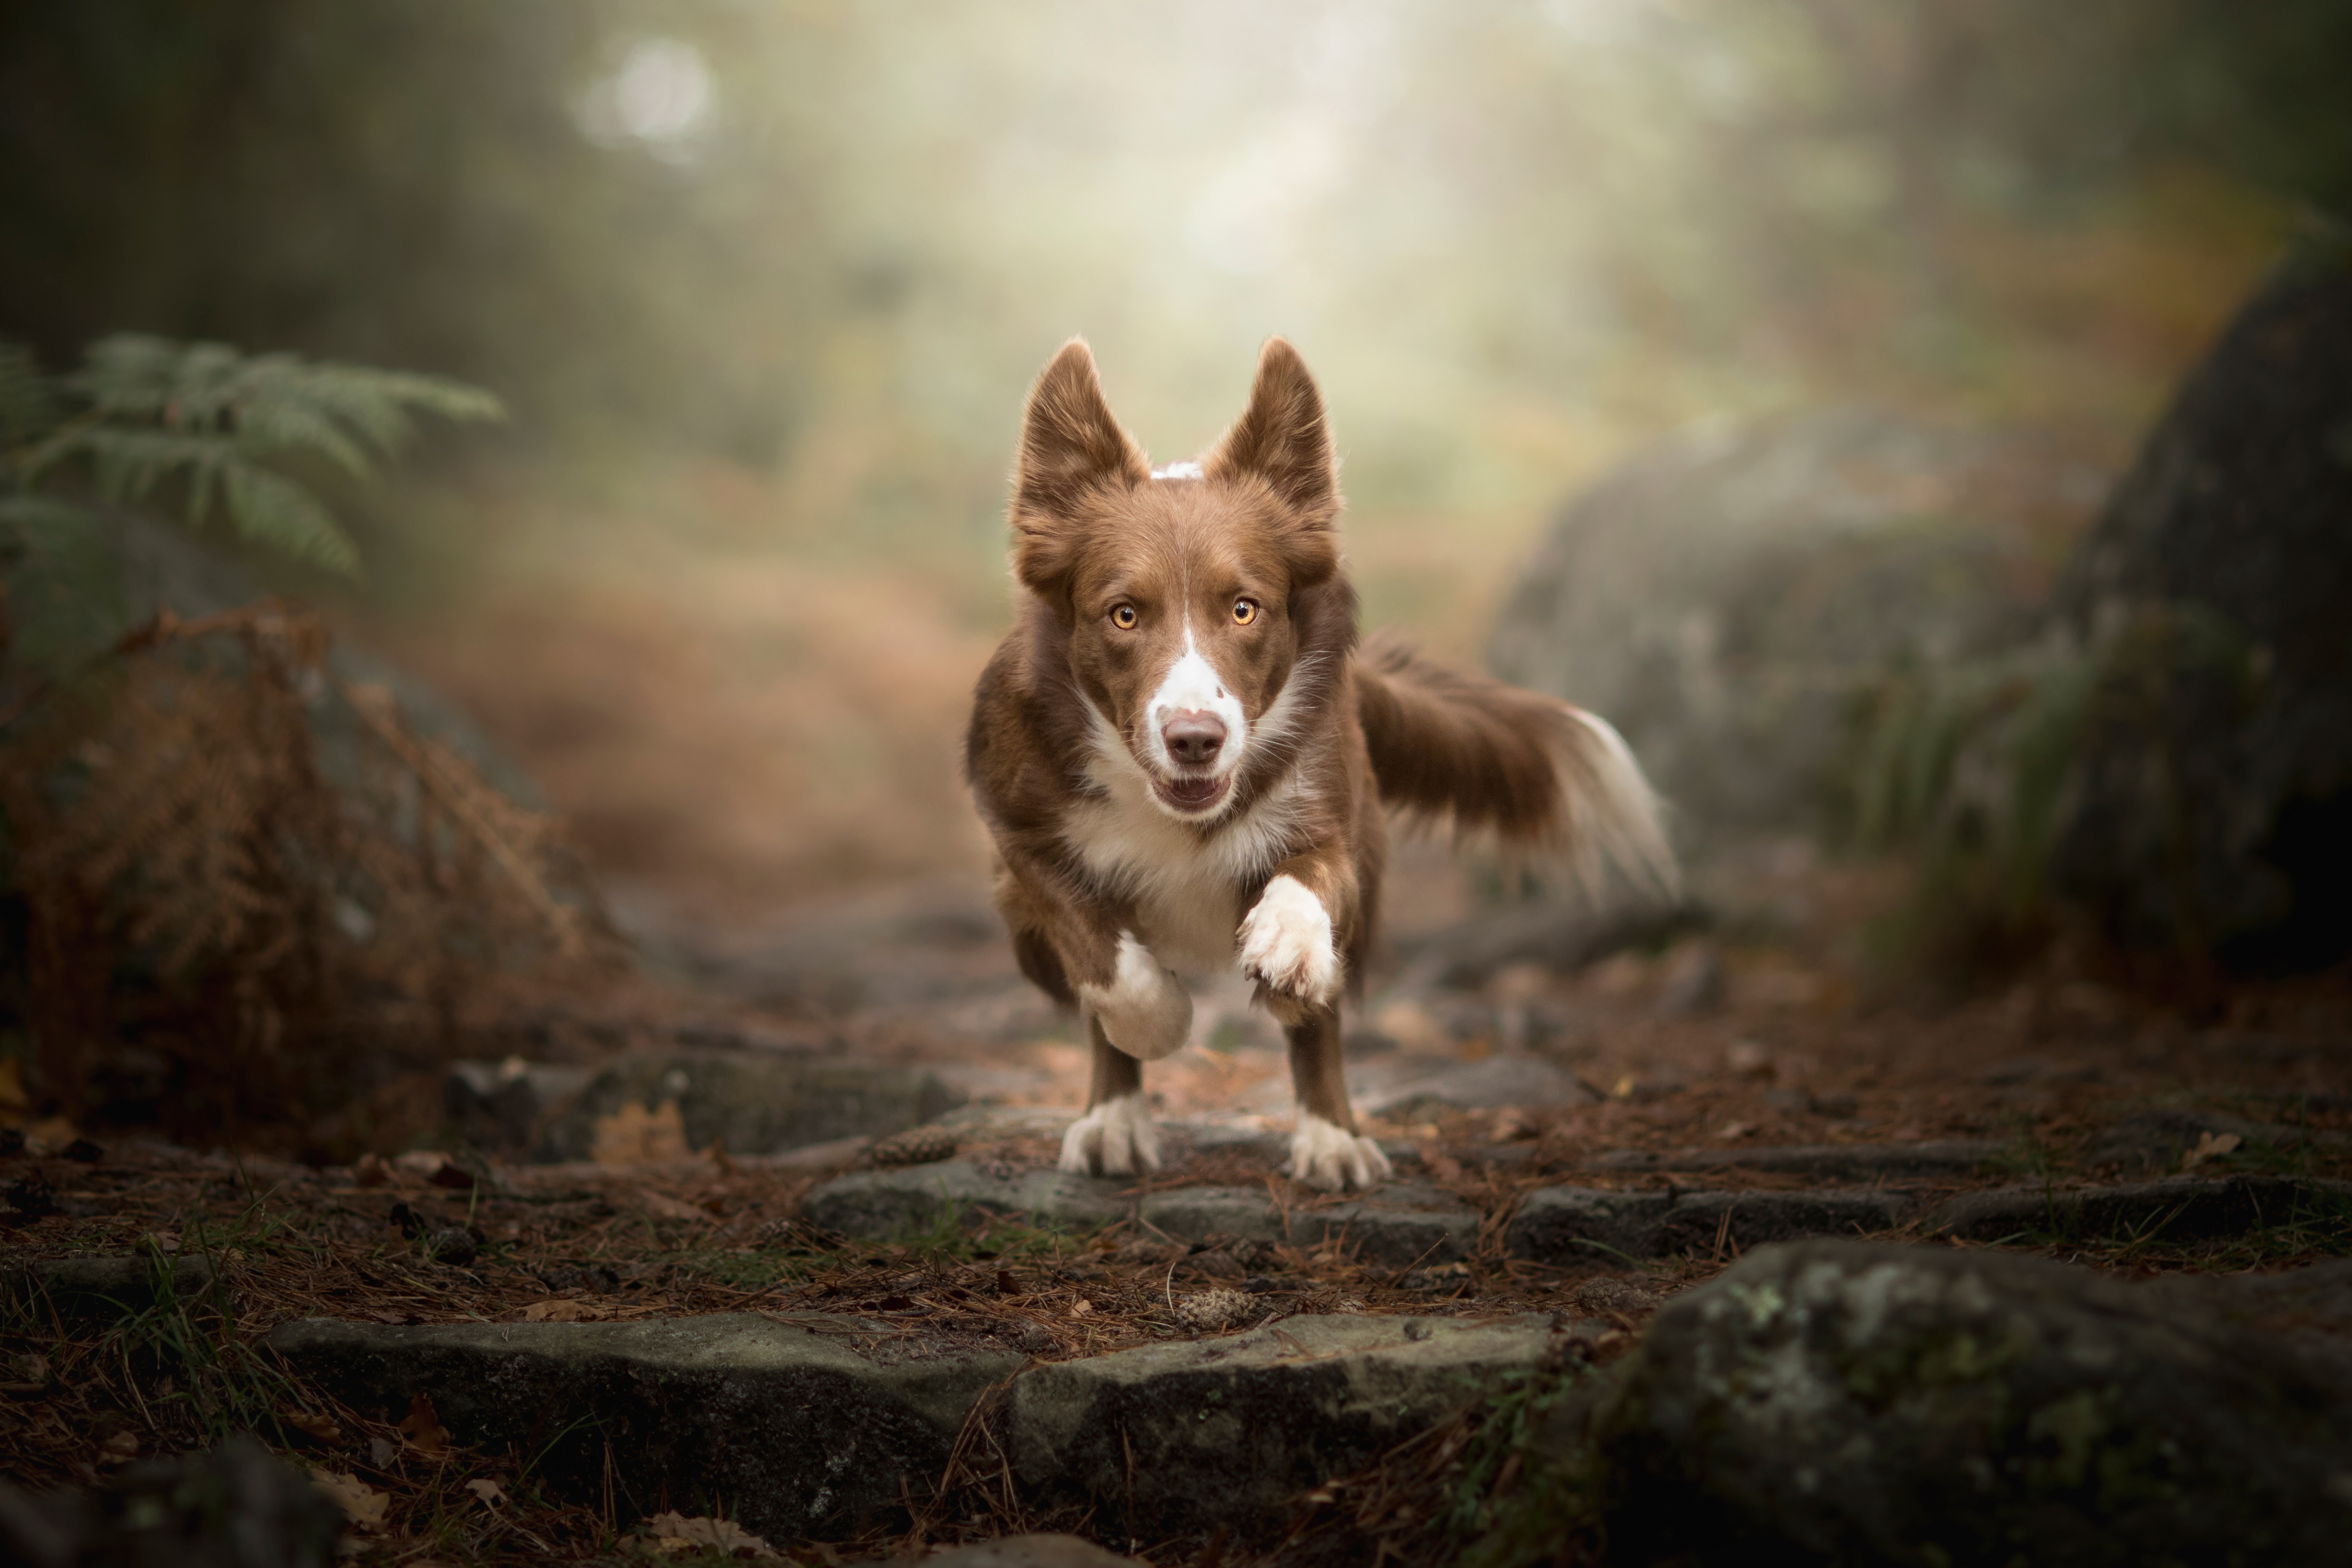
[0, 600, 621, 1138]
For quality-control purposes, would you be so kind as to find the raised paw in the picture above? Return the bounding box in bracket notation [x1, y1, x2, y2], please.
[1059, 1093, 1162, 1177]
[1238, 874, 1341, 1010]
[1287, 1111, 1392, 1192]
[1078, 933, 1192, 1062]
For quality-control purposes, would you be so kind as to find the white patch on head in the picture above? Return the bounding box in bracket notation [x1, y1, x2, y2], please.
[1060, 1091, 1162, 1176]
[1075, 932, 1192, 1061]
[1237, 873, 1340, 1007]
[1140, 620, 1249, 788]
[1287, 1111, 1391, 1192]
[1150, 460, 1204, 481]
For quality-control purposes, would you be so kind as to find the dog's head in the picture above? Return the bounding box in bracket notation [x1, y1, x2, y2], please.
[1009, 337, 1349, 822]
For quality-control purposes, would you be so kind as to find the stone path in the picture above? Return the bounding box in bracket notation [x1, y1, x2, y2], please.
[268, 1306, 1585, 1540]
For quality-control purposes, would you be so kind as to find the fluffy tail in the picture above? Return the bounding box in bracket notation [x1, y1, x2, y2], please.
[1354, 634, 1679, 902]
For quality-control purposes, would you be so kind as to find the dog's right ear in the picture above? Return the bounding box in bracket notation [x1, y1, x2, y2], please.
[1011, 339, 1149, 599]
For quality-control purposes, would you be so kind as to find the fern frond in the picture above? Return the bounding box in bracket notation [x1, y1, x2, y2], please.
[219, 463, 359, 575]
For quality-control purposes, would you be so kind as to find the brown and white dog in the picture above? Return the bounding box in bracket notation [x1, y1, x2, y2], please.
[965, 338, 1675, 1191]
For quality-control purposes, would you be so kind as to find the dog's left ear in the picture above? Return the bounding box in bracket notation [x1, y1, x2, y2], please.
[1205, 338, 1339, 583]
[1207, 338, 1338, 521]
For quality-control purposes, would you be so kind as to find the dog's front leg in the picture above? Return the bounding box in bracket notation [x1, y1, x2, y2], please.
[1284, 1004, 1391, 1191]
[1060, 1015, 1163, 1178]
[1238, 855, 1389, 1191]
[996, 855, 1185, 1176]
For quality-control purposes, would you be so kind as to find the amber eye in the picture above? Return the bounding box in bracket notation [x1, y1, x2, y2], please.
[1232, 598, 1259, 626]
[1110, 604, 1138, 630]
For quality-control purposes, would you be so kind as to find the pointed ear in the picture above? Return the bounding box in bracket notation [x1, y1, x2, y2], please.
[1011, 339, 1149, 597]
[1204, 338, 1338, 527]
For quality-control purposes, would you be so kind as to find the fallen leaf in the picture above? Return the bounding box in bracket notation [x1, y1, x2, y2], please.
[1070, 1299, 1094, 1317]
[352, 1152, 388, 1188]
[463, 1478, 507, 1509]
[99, 1430, 139, 1460]
[591, 1100, 689, 1165]
[521, 1298, 600, 1323]
[284, 1411, 342, 1443]
[2183, 1131, 2244, 1168]
[637, 1511, 777, 1559]
[368, 1437, 396, 1468]
[995, 1269, 1022, 1299]
[1714, 1121, 1755, 1141]
[314, 1472, 389, 1531]
[396, 1392, 449, 1456]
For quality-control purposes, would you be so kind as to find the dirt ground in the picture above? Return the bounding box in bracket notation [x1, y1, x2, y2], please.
[5, 880, 2348, 1563]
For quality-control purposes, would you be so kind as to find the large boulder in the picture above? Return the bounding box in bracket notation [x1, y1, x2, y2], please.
[1536, 1240, 2352, 1566]
[1488, 410, 2103, 855]
[2047, 227, 2352, 966]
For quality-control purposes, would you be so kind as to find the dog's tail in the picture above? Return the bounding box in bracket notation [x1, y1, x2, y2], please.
[1354, 633, 1679, 903]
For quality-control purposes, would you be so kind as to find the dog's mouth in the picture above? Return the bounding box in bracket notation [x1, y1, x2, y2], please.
[1150, 771, 1231, 815]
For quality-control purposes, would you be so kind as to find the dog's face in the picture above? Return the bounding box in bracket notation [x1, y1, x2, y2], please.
[1009, 339, 1343, 822]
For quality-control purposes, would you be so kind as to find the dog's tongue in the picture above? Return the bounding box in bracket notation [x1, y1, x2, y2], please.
[1163, 774, 1223, 807]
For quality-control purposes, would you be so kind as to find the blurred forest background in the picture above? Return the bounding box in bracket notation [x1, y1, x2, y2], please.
[3, 0, 2345, 931]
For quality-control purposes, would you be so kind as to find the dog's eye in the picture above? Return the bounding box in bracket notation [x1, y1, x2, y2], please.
[1110, 604, 1138, 630]
[1232, 598, 1258, 626]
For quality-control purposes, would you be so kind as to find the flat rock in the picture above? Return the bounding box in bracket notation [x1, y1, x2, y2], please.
[1546, 1239, 2352, 1565]
[1138, 1180, 1483, 1265]
[3, 1254, 216, 1321]
[0, 1433, 339, 1568]
[802, 1161, 1131, 1240]
[267, 1312, 1021, 1542]
[1506, 1185, 1907, 1263]
[534, 1050, 965, 1161]
[1588, 1140, 2003, 1181]
[1924, 1175, 2352, 1243]
[1363, 1054, 1593, 1118]
[1008, 1312, 1558, 1534]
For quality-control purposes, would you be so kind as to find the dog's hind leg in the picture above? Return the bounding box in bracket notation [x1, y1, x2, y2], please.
[1058, 1015, 1162, 1176]
[1284, 1006, 1392, 1192]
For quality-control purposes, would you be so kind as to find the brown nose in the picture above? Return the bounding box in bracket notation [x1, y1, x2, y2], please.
[1162, 710, 1228, 766]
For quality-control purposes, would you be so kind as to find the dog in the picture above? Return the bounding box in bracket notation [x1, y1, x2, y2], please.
[965, 337, 1676, 1191]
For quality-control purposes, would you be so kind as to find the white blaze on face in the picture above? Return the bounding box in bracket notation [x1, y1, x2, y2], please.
[1143, 619, 1248, 778]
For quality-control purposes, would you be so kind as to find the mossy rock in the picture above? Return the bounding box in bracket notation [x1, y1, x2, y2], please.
[1485, 1239, 2352, 1566]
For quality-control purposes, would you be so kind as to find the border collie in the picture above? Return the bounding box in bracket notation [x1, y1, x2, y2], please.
[966, 338, 1675, 1191]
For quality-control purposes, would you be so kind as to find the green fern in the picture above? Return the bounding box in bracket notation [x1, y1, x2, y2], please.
[1847, 603, 2256, 929]
[0, 334, 502, 677]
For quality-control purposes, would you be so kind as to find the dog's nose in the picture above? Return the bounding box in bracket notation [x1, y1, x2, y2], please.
[1162, 710, 1228, 767]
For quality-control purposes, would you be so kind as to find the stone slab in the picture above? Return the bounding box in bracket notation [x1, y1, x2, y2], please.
[1138, 1180, 1483, 1265]
[802, 1161, 1131, 1240]
[267, 1312, 1021, 1542]
[1506, 1186, 1908, 1263]
[1924, 1175, 2352, 1244]
[1007, 1312, 1559, 1533]
[1586, 1140, 2003, 1181]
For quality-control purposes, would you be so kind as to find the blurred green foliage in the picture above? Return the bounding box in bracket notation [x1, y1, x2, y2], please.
[1, 0, 2344, 474]
[0, 335, 501, 675]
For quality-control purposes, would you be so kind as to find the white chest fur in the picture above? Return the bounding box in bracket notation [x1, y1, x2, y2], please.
[1061, 766, 1310, 976]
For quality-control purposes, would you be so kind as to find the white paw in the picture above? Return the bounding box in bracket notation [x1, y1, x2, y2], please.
[1058, 1093, 1162, 1177]
[1238, 875, 1341, 1007]
[1286, 1111, 1392, 1192]
[1077, 933, 1192, 1062]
